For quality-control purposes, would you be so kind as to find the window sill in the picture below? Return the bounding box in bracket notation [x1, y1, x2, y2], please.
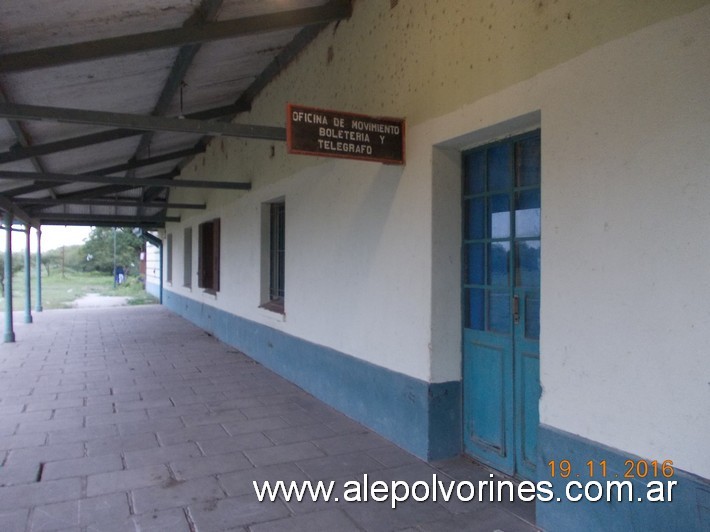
[260, 299, 285, 315]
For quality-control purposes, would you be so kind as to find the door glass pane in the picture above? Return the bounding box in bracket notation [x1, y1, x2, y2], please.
[525, 294, 540, 339]
[464, 150, 485, 195]
[516, 240, 540, 287]
[464, 243, 485, 285]
[516, 135, 541, 187]
[515, 190, 540, 238]
[487, 290, 510, 333]
[464, 198, 485, 240]
[487, 144, 512, 191]
[488, 242, 510, 286]
[465, 288, 484, 330]
[489, 194, 510, 238]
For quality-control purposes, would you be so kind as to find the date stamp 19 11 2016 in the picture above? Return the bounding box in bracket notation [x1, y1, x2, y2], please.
[547, 459, 675, 479]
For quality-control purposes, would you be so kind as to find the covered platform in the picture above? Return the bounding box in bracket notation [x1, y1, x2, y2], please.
[0, 305, 536, 531]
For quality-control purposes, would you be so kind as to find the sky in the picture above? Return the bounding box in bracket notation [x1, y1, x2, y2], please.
[0, 225, 92, 253]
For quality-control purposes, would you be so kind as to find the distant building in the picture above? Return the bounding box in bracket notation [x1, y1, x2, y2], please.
[145, 237, 161, 300]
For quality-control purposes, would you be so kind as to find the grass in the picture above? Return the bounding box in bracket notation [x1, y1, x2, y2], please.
[0, 270, 158, 310]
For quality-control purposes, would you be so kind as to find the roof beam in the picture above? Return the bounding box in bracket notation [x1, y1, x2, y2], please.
[2, 169, 179, 199]
[0, 86, 46, 174]
[131, 0, 225, 164]
[51, 185, 147, 201]
[0, 170, 251, 190]
[37, 213, 178, 227]
[2, 182, 56, 198]
[0, 194, 39, 229]
[0, 102, 285, 140]
[16, 198, 205, 210]
[131, 0, 224, 220]
[139, 231, 163, 247]
[41, 171, 177, 201]
[0, 102, 247, 165]
[87, 146, 206, 176]
[0, 0, 352, 73]
[160, 22, 332, 201]
[0, 84, 59, 200]
[236, 24, 327, 116]
[0, 149, 203, 200]
[0, 129, 140, 165]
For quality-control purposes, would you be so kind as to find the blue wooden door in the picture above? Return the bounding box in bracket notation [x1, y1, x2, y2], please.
[462, 131, 541, 480]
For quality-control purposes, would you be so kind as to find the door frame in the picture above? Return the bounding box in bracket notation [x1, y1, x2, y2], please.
[459, 127, 542, 480]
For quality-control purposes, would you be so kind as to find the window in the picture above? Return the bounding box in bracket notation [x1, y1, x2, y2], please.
[166, 233, 173, 283]
[198, 219, 220, 292]
[183, 227, 192, 288]
[270, 203, 285, 302]
[261, 202, 285, 313]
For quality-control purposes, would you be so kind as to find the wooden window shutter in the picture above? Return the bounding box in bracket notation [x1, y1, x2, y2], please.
[197, 219, 220, 291]
[212, 218, 220, 292]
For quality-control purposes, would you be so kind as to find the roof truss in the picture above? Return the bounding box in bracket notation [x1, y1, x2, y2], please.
[129, 0, 224, 166]
[0, 1, 352, 228]
[0, 102, 247, 165]
[0, 0, 352, 73]
[0, 170, 251, 190]
[88, 146, 206, 176]
[0, 194, 39, 229]
[37, 213, 180, 228]
[0, 103, 286, 140]
[14, 198, 205, 210]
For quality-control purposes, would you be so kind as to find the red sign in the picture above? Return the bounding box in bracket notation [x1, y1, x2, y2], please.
[286, 104, 405, 165]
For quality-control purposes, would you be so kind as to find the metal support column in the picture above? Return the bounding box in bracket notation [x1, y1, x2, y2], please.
[3, 211, 15, 342]
[159, 243, 163, 304]
[113, 227, 117, 289]
[35, 228, 42, 311]
[35, 229, 42, 312]
[23, 225, 32, 323]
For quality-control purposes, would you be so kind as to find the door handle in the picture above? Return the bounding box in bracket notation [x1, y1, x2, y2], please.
[513, 295, 520, 325]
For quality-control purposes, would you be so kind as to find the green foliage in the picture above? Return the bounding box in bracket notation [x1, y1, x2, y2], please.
[82, 227, 143, 274]
[40, 245, 84, 276]
[1, 270, 157, 310]
[0, 251, 28, 291]
[0, 252, 25, 275]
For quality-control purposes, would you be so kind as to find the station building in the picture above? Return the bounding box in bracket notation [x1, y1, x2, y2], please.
[149, 1, 710, 529]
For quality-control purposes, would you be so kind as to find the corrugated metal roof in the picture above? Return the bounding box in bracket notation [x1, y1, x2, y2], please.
[0, 0, 351, 228]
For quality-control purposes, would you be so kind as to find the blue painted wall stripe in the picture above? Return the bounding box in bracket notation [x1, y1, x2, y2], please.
[537, 424, 710, 532]
[163, 290, 461, 460]
[145, 281, 161, 299]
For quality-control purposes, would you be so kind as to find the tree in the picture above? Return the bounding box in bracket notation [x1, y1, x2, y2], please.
[82, 227, 143, 275]
[39, 245, 83, 277]
[0, 251, 25, 292]
[41, 248, 62, 276]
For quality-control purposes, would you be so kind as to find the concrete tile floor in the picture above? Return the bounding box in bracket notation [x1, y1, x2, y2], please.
[0, 306, 538, 531]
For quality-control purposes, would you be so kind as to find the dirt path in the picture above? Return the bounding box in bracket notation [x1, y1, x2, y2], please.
[71, 293, 130, 308]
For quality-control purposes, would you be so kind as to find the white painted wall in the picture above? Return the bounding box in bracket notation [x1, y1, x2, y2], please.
[163, 1, 710, 478]
[427, 7, 710, 477]
[538, 8, 710, 479]
[167, 157, 434, 380]
[145, 238, 161, 298]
